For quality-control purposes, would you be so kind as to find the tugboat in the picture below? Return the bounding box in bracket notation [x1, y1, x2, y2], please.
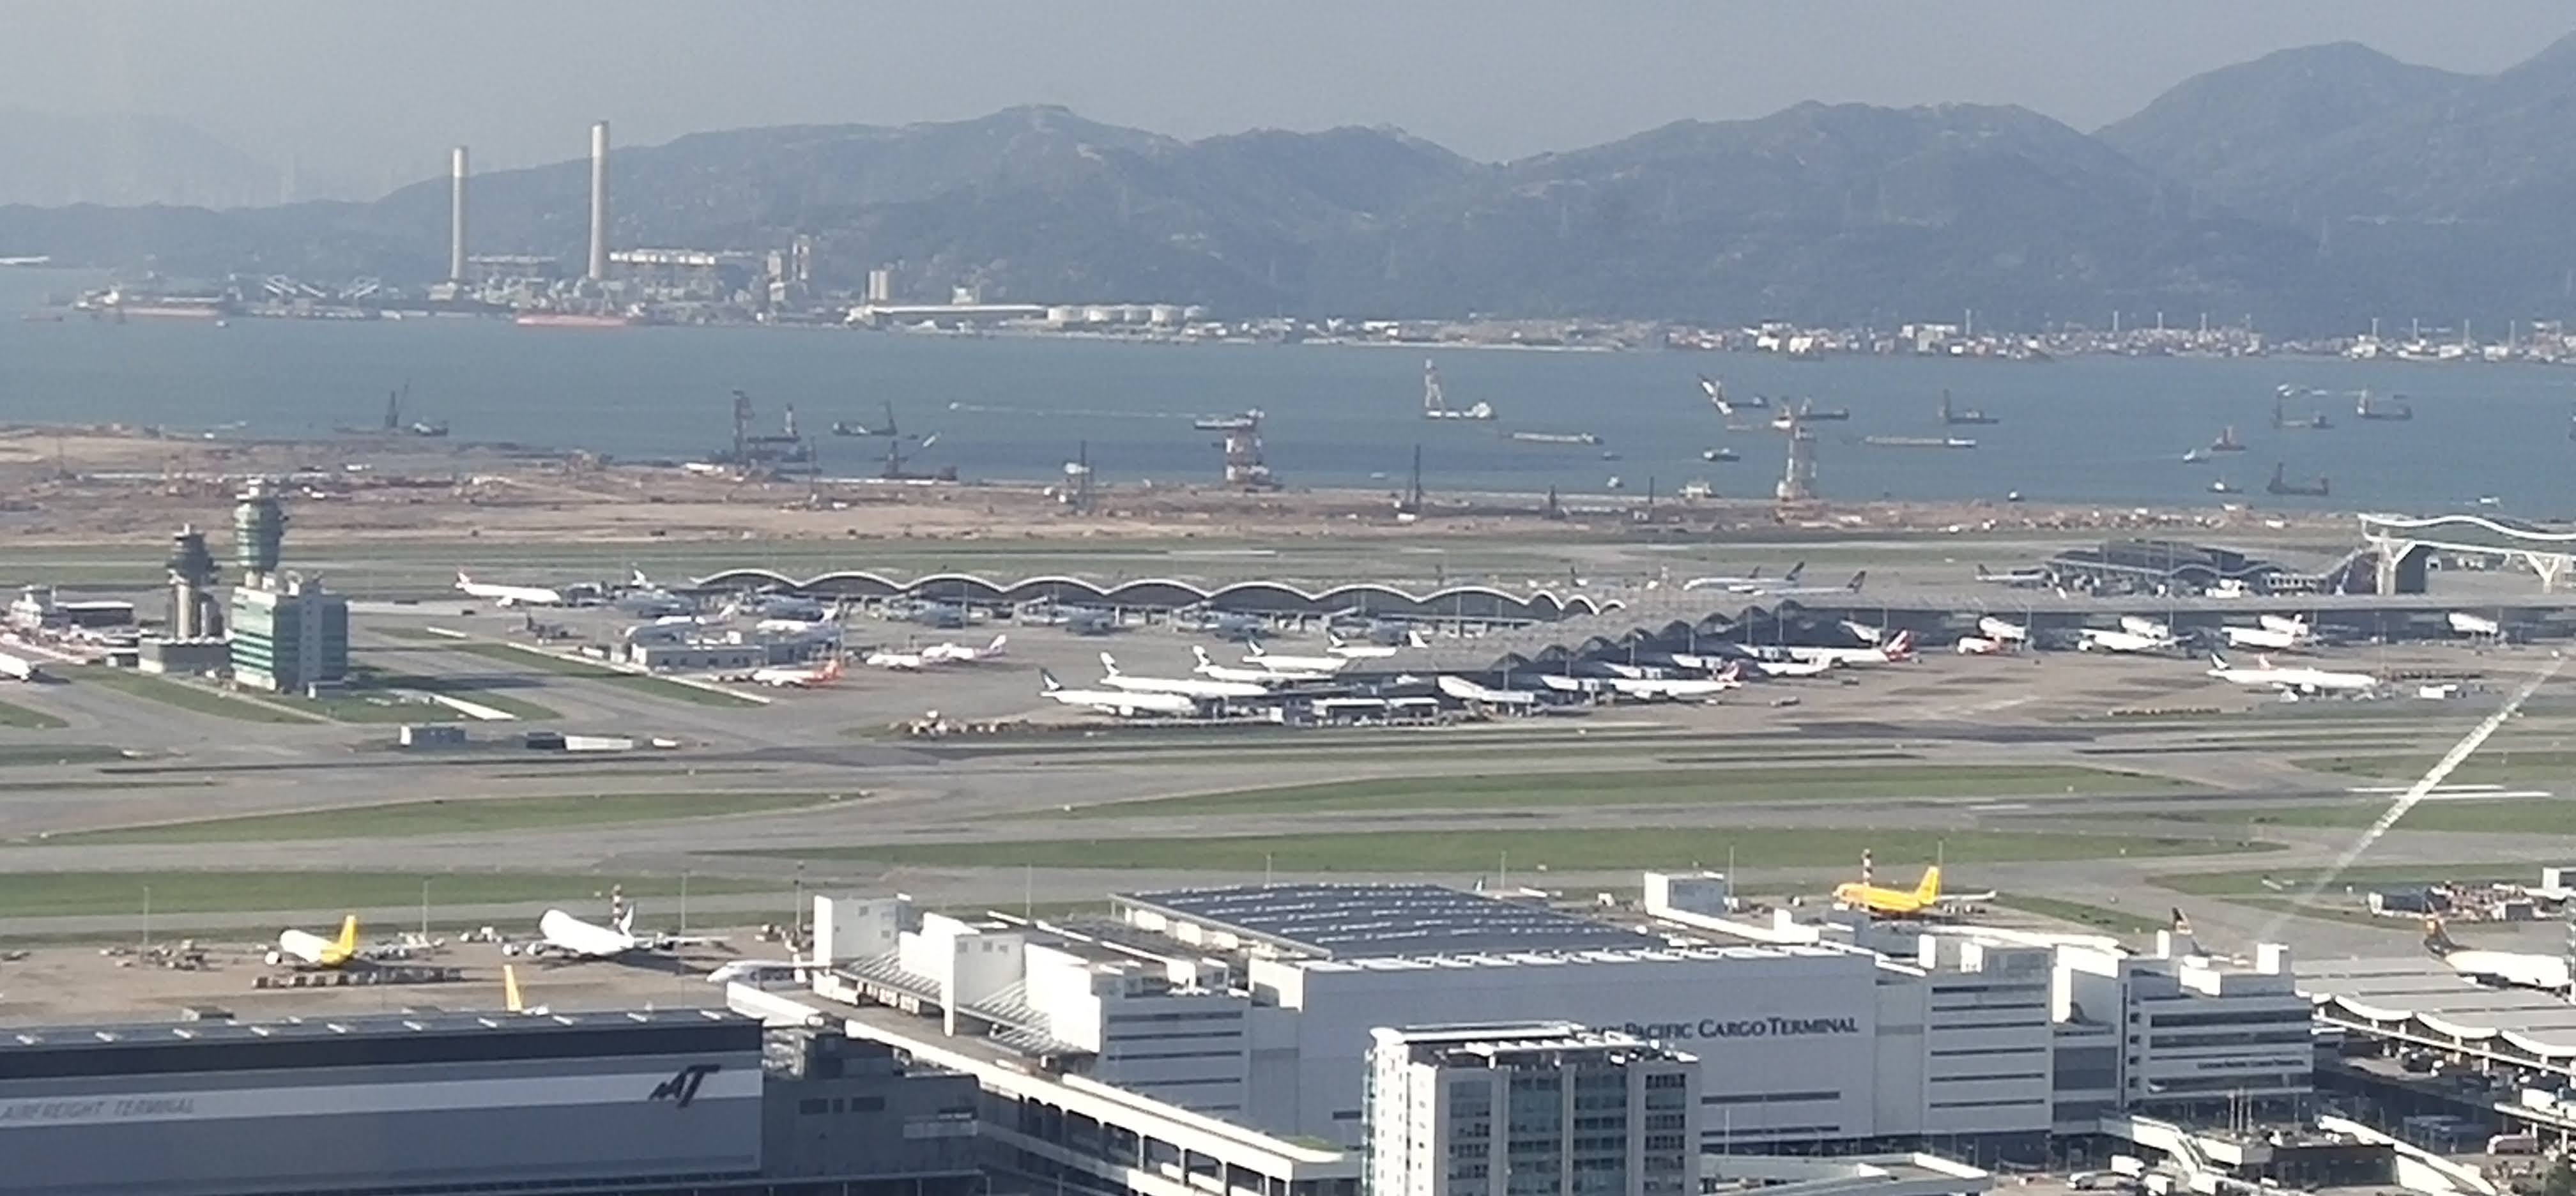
[1701, 447, 1740, 463]
[2209, 425, 2246, 452]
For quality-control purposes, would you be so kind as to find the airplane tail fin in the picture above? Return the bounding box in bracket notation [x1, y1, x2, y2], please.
[2423, 916, 2458, 958]
[1328, 632, 1348, 649]
[1098, 652, 1120, 675]
[820, 657, 843, 681]
[1190, 646, 1213, 669]
[1408, 629, 1429, 649]
[2209, 651, 2230, 670]
[334, 914, 359, 958]
[1717, 661, 1743, 684]
[1913, 866, 1941, 906]
[1782, 562, 1806, 583]
[1846, 570, 1867, 592]
[1039, 670, 1064, 694]
[987, 634, 1008, 656]
[1884, 631, 1915, 659]
[629, 567, 650, 588]
[503, 964, 526, 1013]
[613, 905, 635, 937]
[1245, 640, 1266, 657]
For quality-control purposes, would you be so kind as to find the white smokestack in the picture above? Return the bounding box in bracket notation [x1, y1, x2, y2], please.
[587, 121, 610, 282]
[448, 146, 468, 282]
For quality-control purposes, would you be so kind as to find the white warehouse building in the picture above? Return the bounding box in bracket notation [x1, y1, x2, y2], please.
[728, 880, 2313, 1196]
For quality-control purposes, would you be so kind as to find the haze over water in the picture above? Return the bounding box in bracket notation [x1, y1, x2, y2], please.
[4, 272, 2570, 515]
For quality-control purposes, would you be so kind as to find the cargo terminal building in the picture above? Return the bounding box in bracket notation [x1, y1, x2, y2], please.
[726, 881, 2315, 1196]
[0, 1007, 983, 1196]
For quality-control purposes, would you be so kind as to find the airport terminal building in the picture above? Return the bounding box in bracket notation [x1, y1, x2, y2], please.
[728, 880, 2316, 1196]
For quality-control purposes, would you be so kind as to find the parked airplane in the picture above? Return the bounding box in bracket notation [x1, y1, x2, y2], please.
[2119, 616, 2172, 640]
[1328, 630, 1429, 659]
[456, 571, 567, 608]
[2448, 611, 2505, 640]
[1244, 641, 1351, 674]
[1833, 866, 1945, 917]
[2206, 652, 2377, 694]
[1436, 675, 1542, 707]
[749, 657, 845, 687]
[2260, 614, 2311, 638]
[862, 647, 928, 670]
[1537, 673, 1614, 694]
[2426, 918, 2570, 992]
[1099, 654, 1273, 700]
[0, 651, 40, 682]
[615, 570, 696, 618]
[1190, 646, 1302, 685]
[1974, 564, 2051, 588]
[1039, 670, 1200, 717]
[1603, 663, 1742, 702]
[921, 634, 1009, 664]
[1741, 657, 1837, 678]
[523, 898, 721, 962]
[1976, 615, 2030, 643]
[2075, 627, 2175, 654]
[1954, 636, 2010, 655]
[1681, 563, 1802, 592]
[1760, 570, 1867, 597]
[268, 914, 362, 969]
[2220, 623, 2306, 651]
[1779, 632, 1917, 667]
[1831, 860, 1994, 917]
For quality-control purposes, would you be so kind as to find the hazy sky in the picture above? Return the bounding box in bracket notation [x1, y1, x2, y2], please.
[7, 1, 2572, 199]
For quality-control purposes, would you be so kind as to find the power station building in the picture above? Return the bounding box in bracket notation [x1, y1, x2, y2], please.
[0, 1008, 983, 1196]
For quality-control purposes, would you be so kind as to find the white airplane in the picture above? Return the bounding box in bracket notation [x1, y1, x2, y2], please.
[1191, 646, 1303, 685]
[1604, 673, 1738, 702]
[1243, 641, 1351, 674]
[1537, 673, 1614, 694]
[1682, 562, 1802, 592]
[2075, 627, 2175, 654]
[268, 914, 362, 969]
[0, 652, 38, 682]
[1742, 657, 1837, 678]
[921, 634, 1009, 664]
[1328, 630, 1429, 659]
[1839, 619, 1886, 645]
[1974, 563, 2051, 588]
[705, 958, 826, 986]
[2448, 611, 2504, 640]
[2426, 919, 2570, 992]
[2260, 614, 2310, 637]
[749, 657, 844, 687]
[1436, 675, 1542, 707]
[2205, 652, 2377, 694]
[2220, 623, 2305, 651]
[525, 901, 720, 961]
[863, 647, 928, 670]
[1099, 653, 1273, 700]
[1954, 635, 2010, 655]
[2119, 616, 2172, 640]
[1779, 632, 1917, 667]
[456, 571, 569, 608]
[1976, 616, 2030, 643]
[1039, 670, 1200, 717]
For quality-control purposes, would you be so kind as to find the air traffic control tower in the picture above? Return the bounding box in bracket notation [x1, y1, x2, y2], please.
[226, 480, 348, 693]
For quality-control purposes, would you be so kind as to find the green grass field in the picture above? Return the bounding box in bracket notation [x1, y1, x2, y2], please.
[2074, 798, 2576, 835]
[2152, 864, 2540, 897]
[0, 744, 128, 767]
[1991, 893, 2173, 936]
[0, 695, 68, 729]
[1066, 764, 2189, 818]
[0, 871, 784, 919]
[747, 827, 2274, 873]
[2294, 750, 2576, 788]
[50, 791, 854, 845]
[72, 669, 323, 724]
[439, 641, 760, 708]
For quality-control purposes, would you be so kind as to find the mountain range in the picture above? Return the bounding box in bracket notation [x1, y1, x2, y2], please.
[11, 33, 2576, 332]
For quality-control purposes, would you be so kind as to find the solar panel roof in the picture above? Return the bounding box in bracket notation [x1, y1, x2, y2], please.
[1119, 882, 1649, 959]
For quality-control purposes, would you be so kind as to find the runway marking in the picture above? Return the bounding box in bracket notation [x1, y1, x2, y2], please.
[1968, 802, 2031, 812]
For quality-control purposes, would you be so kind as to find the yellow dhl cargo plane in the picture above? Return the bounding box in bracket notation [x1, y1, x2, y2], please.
[1830, 864, 1994, 917]
[268, 914, 361, 968]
